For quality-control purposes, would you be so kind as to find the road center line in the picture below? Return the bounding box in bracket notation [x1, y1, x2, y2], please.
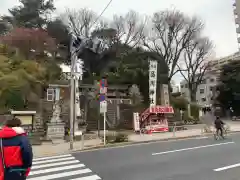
[214, 163, 240, 172]
[152, 141, 234, 155]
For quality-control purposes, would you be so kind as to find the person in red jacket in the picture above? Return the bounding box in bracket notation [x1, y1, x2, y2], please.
[0, 117, 33, 180]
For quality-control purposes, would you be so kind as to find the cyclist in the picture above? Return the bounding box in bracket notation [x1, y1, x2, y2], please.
[214, 116, 225, 139]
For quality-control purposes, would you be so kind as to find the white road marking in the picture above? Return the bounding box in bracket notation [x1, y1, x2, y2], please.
[152, 141, 234, 155]
[32, 157, 75, 165]
[33, 154, 72, 161]
[31, 160, 80, 169]
[27, 168, 92, 180]
[214, 163, 240, 172]
[70, 175, 101, 180]
[29, 164, 85, 175]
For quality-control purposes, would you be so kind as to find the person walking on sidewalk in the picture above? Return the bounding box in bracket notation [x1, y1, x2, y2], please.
[0, 117, 33, 180]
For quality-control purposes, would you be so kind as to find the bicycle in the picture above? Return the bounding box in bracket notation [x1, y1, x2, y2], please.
[213, 124, 229, 140]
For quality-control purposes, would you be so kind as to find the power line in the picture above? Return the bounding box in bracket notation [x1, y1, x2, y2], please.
[91, 0, 113, 28]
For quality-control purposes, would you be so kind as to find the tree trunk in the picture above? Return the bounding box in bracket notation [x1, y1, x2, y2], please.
[84, 99, 89, 122]
[189, 89, 197, 117]
[190, 90, 197, 103]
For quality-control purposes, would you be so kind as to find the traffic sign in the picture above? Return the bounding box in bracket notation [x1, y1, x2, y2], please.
[99, 94, 106, 102]
[100, 100, 107, 113]
[100, 79, 107, 87]
[100, 87, 107, 94]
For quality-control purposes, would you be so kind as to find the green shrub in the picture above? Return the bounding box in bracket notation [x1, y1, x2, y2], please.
[183, 113, 199, 124]
[190, 103, 199, 119]
[105, 133, 128, 143]
[114, 133, 128, 143]
[105, 135, 116, 143]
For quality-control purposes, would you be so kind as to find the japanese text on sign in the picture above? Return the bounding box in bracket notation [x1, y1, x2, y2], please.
[149, 60, 158, 107]
[149, 106, 174, 114]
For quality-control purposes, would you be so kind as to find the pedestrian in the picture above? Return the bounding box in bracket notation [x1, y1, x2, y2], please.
[0, 117, 33, 180]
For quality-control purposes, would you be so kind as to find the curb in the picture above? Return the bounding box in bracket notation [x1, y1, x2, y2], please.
[70, 134, 210, 154]
[69, 130, 240, 153]
[34, 130, 240, 157]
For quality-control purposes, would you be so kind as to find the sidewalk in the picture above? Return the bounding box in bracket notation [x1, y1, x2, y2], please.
[129, 121, 240, 142]
[128, 129, 203, 142]
[32, 121, 240, 157]
[33, 138, 102, 157]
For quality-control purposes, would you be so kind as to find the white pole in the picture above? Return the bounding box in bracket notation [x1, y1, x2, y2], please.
[103, 111, 106, 145]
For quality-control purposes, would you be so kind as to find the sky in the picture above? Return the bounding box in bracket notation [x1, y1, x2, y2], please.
[0, 0, 239, 83]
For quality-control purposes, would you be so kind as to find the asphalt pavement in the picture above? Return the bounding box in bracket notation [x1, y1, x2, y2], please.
[72, 133, 240, 180]
[27, 133, 240, 180]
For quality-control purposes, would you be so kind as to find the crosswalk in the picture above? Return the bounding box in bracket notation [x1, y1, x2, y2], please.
[27, 154, 101, 180]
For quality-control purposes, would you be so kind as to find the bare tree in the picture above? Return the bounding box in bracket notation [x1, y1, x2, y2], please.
[143, 10, 203, 82]
[61, 8, 107, 37]
[111, 10, 147, 47]
[178, 36, 213, 102]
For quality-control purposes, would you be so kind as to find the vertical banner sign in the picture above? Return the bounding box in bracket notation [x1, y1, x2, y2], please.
[149, 60, 158, 108]
[99, 79, 107, 114]
[133, 112, 140, 131]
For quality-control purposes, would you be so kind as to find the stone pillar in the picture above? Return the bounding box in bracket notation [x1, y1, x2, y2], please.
[160, 84, 170, 106]
[47, 99, 65, 141]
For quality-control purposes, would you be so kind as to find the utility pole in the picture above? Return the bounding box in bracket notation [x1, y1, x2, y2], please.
[69, 35, 75, 150]
[69, 34, 85, 150]
[69, 33, 104, 150]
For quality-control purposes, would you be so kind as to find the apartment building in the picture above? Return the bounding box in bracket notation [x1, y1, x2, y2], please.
[180, 52, 240, 107]
[180, 72, 217, 107]
[208, 52, 240, 74]
[233, 0, 240, 48]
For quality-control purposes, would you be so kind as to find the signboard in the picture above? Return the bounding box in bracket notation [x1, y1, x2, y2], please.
[99, 79, 107, 114]
[145, 118, 169, 133]
[149, 60, 158, 107]
[133, 112, 140, 131]
[149, 106, 174, 114]
[161, 84, 170, 106]
[74, 58, 84, 80]
[99, 94, 106, 101]
[100, 87, 107, 94]
[100, 100, 107, 113]
[15, 115, 33, 125]
[47, 123, 65, 139]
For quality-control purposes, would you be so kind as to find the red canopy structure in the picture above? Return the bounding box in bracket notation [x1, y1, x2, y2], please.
[139, 106, 174, 134]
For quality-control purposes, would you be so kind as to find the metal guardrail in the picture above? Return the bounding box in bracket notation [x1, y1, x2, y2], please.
[135, 123, 232, 137]
[202, 124, 231, 134]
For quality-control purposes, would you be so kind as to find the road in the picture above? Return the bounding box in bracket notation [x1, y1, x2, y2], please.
[28, 133, 240, 180]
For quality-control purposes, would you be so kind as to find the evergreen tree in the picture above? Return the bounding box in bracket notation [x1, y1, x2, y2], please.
[5, 0, 55, 28]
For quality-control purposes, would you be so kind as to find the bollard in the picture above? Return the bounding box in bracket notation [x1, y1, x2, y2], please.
[201, 127, 204, 135]
[173, 123, 177, 137]
[81, 134, 84, 150]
